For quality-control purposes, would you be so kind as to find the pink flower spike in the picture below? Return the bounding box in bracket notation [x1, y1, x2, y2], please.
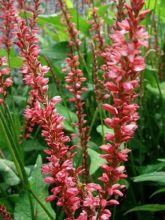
[99, 0, 148, 217]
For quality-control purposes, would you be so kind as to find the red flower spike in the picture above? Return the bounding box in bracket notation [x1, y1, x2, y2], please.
[58, 0, 90, 183]
[0, 57, 13, 104]
[98, 0, 149, 218]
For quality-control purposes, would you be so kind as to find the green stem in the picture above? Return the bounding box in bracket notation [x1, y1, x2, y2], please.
[88, 107, 99, 135]
[5, 105, 23, 160]
[112, 206, 116, 220]
[30, 189, 54, 220]
[0, 111, 24, 182]
[129, 184, 141, 220]
[130, 151, 137, 177]
[98, 104, 105, 144]
[0, 106, 35, 219]
[76, 0, 80, 30]
[27, 192, 35, 220]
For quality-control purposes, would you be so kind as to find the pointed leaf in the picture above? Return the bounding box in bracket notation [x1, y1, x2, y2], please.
[125, 204, 165, 215]
[14, 156, 55, 220]
[134, 172, 165, 183]
[88, 148, 106, 175]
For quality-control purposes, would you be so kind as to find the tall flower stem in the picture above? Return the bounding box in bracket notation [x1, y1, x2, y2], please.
[29, 189, 54, 220]
[16, 18, 87, 218]
[96, 0, 150, 218]
[90, 8, 108, 104]
[88, 106, 99, 135]
[58, 0, 90, 182]
[98, 104, 105, 144]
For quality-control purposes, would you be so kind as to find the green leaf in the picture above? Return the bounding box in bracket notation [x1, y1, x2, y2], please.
[9, 57, 23, 68]
[70, 9, 90, 36]
[14, 156, 55, 220]
[98, 4, 109, 16]
[38, 13, 61, 26]
[0, 159, 20, 186]
[145, 0, 165, 22]
[125, 204, 165, 215]
[144, 66, 158, 87]
[41, 42, 69, 60]
[88, 148, 106, 175]
[24, 139, 45, 152]
[14, 193, 32, 220]
[151, 187, 165, 197]
[134, 172, 165, 183]
[0, 49, 23, 68]
[146, 82, 165, 100]
[30, 156, 55, 219]
[63, 121, 75, 132]
[64, 0, 73, 8]
[158, 158, 165, 163]
[56, 104, 78, 123]
[38, 14, 68, 41]
[139, 163, 165, 174]
[96, 125, 114, 136]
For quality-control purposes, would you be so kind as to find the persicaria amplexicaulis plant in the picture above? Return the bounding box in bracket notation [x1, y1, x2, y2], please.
[0, 0, 150, 219]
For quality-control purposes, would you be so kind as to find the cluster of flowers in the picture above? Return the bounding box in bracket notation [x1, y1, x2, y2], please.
[0, 57, 12, 104]
[90, 7, 108, 103]
[15, 3, 89, 217]
[0, 0, 19, 104]
[0, 0, 19, 52]
[0, 0, 149, 219]
[99, 1, 150, 217]
[59, 0, 90, 180]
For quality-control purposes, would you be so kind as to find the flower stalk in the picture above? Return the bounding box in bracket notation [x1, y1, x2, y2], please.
[0, 57, 12, 104]
[58, 0, 90, 182]
[0, 0, 18, 55]
[97, 0, 150, 218]
[16, 16, 83, 219]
